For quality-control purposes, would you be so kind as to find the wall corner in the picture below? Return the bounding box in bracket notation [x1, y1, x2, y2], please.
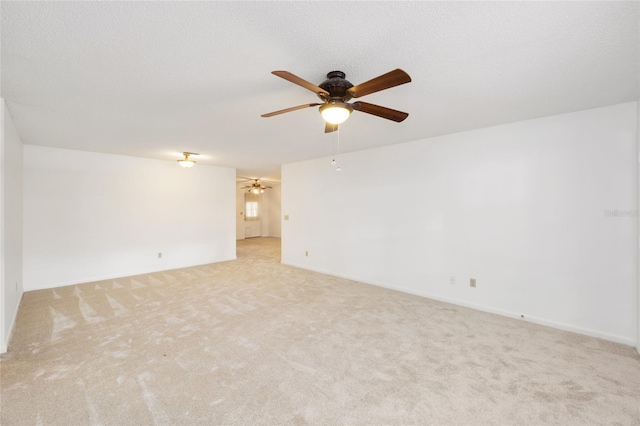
[636, 98, 640, 355]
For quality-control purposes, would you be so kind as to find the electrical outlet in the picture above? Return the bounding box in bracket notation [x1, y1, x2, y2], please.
[450, 276, 455, 285]
[305, 250, 309, 257]
[158, 252, 162, 259]
[470, 278, 476, 288]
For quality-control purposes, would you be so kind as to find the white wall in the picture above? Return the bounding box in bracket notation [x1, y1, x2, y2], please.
[236, 182, 247, 240]
[264, 183, 282, 238]
[1, 100, 24, 353]
[282, 102, 638, 345]
[23, 146, 236, 291]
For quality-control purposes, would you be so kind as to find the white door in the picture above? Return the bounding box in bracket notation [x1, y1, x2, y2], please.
[244, 194, 262, 238]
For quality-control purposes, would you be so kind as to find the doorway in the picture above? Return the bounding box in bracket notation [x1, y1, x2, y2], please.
[236, 179, 281, 240]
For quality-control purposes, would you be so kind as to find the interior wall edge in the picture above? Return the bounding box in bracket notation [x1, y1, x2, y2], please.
[636, 98, 640, 355]
[0, 98, 24, 355]
[0, 98, 5, 354]
[1, 292, 24, 354]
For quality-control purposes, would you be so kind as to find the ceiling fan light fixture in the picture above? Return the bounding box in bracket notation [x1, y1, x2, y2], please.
[242, 179, 272, 194]
[320, 102, 352, 125]
[262, 69, 411, 131]
[178, 152, 198, 168]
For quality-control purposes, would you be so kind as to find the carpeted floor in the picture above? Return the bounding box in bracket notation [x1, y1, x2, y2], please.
[1, 237, 639, 425]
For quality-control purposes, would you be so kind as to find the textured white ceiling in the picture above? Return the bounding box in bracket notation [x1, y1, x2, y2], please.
[2, 1, 638, 180]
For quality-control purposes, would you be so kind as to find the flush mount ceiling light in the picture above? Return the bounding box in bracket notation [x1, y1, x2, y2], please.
[178, 152, 198, 168]
[319, 101, 353, 125]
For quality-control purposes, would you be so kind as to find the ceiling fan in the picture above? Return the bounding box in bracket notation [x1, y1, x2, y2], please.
[261, 69, 411, 133]
[242, 179, 272, 194]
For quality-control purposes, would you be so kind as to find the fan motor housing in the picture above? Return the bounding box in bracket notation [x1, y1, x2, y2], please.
[318, 71, 354, 102]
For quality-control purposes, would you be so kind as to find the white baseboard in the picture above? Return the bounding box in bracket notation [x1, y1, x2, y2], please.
[281, 261, 635, 347]
[2, 290, 24, 354]
[24, 256, 237, 292]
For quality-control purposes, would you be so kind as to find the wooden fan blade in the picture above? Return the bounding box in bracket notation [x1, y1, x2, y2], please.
[325, 122, 339, 133]
[347, 69, 411, 98]
[261, 103, 322, 117]
[272, 71, 330, 96]
[352, 101, 409, 122]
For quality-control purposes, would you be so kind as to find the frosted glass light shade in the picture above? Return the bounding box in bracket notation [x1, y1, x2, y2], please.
[178, 152, 197, 168]
[320, 103, 352, 125]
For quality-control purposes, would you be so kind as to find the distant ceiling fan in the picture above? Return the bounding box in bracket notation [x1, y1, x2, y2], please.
[242, 179, 272, 194]
[261, 69, 411, 133]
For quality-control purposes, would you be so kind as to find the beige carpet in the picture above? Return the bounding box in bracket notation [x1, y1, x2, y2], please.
[1, 237, 639, 425]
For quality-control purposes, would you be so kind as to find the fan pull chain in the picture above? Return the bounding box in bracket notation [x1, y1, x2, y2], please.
[331, 130, 336, 166]
[330, 127, 341, 172]
[336, 129, 341, 172]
